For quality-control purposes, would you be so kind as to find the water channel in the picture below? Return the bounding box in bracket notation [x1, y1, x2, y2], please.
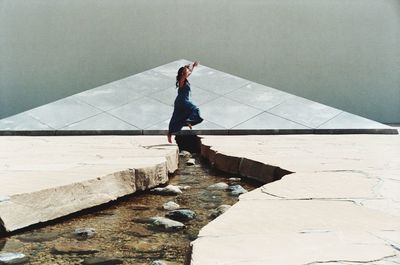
[0, 153, 261, 265]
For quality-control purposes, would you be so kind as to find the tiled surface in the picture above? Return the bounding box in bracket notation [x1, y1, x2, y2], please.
[268, 96, 343, 128]
[62, 112, 139, 130]
[0, 59, 395, 134]
[317, 112, 390, 129]
[225, 83, 295, 111]
[0, 112, 54, 130]
[108, 97, 173, 129]
[26, 97, 102, 129]
[233, 112, 310, 129]
[200, 97, 263, 129]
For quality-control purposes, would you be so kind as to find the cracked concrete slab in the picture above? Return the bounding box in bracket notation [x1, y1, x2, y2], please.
[0, 136, 178, 232]
[191, 135, 400, 264]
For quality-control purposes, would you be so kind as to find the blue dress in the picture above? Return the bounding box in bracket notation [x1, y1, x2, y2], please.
[168, 80, 203, 134]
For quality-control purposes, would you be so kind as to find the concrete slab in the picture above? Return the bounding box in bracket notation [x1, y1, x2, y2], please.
[191, 135, 400, 264]
[1, 59, 395, 135]
[0, 136, 178, 232]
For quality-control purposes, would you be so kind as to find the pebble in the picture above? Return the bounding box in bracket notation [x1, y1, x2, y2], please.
[207, 182, 229, 190]
[162, 201, 180, 211]
[82, 256, 123, 265]
[228, 177, 241, 182]
[179, 151, 192, 159]
[72, 228, 96, 240]
[151, 260, 167, 265]
[178, 185, 191, 190]
[186, 158, 196, 166]
[0, 252, 28, 264]
[228, 185, 248, 196]
[151, 185, 182, 195]
[209, 205, 231, 219]
[165, 209, 196, 222]
[130, 204, 151, 210]
[149, 217, 185, 231]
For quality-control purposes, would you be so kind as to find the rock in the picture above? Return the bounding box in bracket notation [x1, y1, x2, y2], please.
[166, 209, 196, 222]
[51, 242, 99, 255]
[0, 252, 28, 264]
[131, 204, 151, 210]
[151, 260, 167, 265]
[209, 205, 231, 219]
[179, 151, 192, 160]
[177, 185, 191, 190]
[207, 182, 229, 190]
[228, 177, 241, 182]
[16, 232, 59, 243]
[149, 217, 185, 231]
[82, 257, 123, 265]
[151, 185, 182, 195]
[72, 228, 96, 240]
[162, 201, 180, 211]
[186, 158, 196, 166]
[228, 185, 248, 196]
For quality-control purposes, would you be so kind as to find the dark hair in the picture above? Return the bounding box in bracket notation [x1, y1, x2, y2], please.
[176, 66, 186, 88]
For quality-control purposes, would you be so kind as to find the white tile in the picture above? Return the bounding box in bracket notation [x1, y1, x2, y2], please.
[108, 97, 173, 129]
[318, 112, 391, 129]
[0, 112, 53, 130]
[268, 96, 342, 128]
[27, 97, 102, 129]
[200, 97, 262, 129]
[226, 82, 295, 111]
[233, 112, 310, 129]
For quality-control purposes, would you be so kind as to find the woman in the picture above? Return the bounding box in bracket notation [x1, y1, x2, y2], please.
[167, 61, 203, 143]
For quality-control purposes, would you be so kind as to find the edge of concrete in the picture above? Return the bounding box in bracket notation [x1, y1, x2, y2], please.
[0, 128, 398, 136]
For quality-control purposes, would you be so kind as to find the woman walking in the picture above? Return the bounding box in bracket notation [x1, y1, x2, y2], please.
[167, 61, 203, 143]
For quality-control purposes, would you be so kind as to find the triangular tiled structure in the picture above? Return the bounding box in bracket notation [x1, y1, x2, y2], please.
[0, 59, 397, 135]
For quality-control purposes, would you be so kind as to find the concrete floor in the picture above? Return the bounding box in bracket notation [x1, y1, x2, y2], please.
[191, 134, 400, 264]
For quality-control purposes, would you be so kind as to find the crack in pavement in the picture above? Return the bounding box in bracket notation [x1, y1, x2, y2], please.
[303, 254, 397, 264]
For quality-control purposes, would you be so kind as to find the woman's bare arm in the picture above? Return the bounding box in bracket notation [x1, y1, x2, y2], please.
[186, 61, 199, 71]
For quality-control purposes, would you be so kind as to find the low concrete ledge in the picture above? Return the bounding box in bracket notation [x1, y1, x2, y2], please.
[0, 136, 178, 233]
[200, 142, 288, 184]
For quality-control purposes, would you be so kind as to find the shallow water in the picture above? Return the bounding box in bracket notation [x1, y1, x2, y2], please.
[0, 155, 260, 264]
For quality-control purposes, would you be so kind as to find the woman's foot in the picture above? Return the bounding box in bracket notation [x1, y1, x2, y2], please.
[167, 134, 172, 143]
[187, 123, 192, 130]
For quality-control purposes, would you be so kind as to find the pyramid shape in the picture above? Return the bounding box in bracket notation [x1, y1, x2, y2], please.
[0, 59, 396, 135]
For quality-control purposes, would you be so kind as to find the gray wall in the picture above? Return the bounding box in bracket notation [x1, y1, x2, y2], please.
[1, 0, 399, 123]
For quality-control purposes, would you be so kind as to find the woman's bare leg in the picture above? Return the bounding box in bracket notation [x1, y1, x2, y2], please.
[167, 133, 172, 143]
